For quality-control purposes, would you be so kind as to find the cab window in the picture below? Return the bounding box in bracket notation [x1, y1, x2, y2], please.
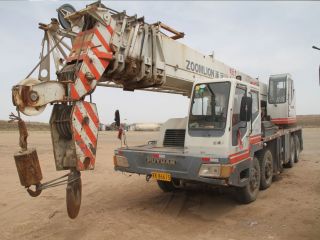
[232, 85, 247, 146]
[269, 78, 286, 104]
[189, 82, 230, 130]
[251, 91, 259, 120]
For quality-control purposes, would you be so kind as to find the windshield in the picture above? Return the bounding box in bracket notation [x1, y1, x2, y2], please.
[189, 82, 231, 130]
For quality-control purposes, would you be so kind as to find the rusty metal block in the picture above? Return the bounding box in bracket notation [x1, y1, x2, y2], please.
[14, 148, 43, 187]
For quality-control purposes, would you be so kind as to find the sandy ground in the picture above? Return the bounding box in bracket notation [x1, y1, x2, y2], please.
[0, 129, 319, 240]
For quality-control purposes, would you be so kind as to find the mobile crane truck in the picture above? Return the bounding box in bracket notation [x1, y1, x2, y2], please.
[10, 1, 302, 218]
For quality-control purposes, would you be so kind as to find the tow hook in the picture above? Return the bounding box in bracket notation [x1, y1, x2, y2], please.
[146, 174, 152, 182]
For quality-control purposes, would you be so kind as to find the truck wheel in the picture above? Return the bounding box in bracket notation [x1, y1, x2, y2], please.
[259, 150, 273, 190]
[236, 157, 261, 204]
[157, 180, 177, 192]
[284, 136, 295, 168]
[294, 135, 300, 163]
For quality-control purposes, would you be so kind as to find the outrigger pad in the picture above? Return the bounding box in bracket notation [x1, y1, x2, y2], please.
[50, 101, 99, 171]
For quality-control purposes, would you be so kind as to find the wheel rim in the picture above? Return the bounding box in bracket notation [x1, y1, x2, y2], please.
[250, 164, 259, 192]
[265, 155, 273, 180]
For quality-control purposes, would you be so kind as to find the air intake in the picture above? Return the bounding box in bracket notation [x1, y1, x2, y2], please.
[163, 129, 185, 147]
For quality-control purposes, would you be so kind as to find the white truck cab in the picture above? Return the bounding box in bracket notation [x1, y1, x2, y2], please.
[157, 78, 261, 158]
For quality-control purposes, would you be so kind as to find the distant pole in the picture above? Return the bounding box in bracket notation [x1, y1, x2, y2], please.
[312, 45, 320, 86]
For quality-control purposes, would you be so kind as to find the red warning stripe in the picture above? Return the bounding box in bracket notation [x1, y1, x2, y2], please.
[94, 28, 111, 52]
[70, 85, 80, 100]
[82, 102, 99, 128]
[72, 41, 91, 51]
[107, 25, 113, 35]
[68, 24, 114, 100]
[92, 51, 108, 69]
[83, 55, 101, 80]
[78, 71, 92, 92]
[89, 42, 112, 69]
[93, 51, 113, 60]
[82, 102, 99, 126]
[73, 127, 95, 160]
[74, 105, 97, 145]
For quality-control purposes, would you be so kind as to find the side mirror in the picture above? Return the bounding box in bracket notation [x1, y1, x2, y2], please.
[114, 110, 120, 127]
[240, 96, 252, 122]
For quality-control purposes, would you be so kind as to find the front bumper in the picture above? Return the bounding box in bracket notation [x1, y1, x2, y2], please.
[114, 148, 252, 187]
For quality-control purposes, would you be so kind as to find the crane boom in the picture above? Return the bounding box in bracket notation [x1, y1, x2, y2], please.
[96, 13, 258, 96]
[12, 2, 258, 114]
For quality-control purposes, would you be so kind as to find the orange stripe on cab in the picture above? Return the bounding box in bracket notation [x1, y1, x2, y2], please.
[249, 135, 261, 144]
[229, 149, 250, 164]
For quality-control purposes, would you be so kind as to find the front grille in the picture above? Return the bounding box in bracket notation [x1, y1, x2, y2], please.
[163, 129, 185, 147]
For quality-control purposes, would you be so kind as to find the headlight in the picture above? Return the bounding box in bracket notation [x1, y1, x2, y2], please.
[198, 164, 221, 177]
[113, 155, 129, 167]
[198, 164, 234, 178]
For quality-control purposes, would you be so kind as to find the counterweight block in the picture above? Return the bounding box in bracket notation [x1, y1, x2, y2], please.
[14, 148, 43, 187]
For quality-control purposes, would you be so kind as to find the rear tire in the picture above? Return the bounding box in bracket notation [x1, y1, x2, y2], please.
[294, 135, 300, 163]
[157, 180, 177, 192]
[258, 150, 273, 190]
[236, 157, 261, 204]
[284, 135, 295, 168]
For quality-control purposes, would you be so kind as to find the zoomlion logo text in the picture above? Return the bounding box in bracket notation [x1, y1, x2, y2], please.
[146, 157, 176, 165]
[186, 60, 223, 78]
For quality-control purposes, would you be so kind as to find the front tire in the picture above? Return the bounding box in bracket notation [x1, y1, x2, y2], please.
[236, 157, 261, 204]
[259, 150, 273, 190]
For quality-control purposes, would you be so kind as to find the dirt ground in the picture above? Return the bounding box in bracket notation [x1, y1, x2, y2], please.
[0, 129, 319, 240]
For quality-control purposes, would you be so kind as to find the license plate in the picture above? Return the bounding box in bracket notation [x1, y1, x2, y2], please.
[151, 172, 171, 182]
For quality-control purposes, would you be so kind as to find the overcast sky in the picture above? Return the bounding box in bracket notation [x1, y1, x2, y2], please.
[1, 1, 319, 124]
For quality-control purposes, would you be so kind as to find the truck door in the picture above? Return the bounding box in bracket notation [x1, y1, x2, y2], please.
[232, 84, 249, 150]
[250, 90, 261, 137]
[288, 78, 296, 118]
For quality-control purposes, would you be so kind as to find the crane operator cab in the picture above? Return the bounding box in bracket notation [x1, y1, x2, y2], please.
[267, 74, 297, 126]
